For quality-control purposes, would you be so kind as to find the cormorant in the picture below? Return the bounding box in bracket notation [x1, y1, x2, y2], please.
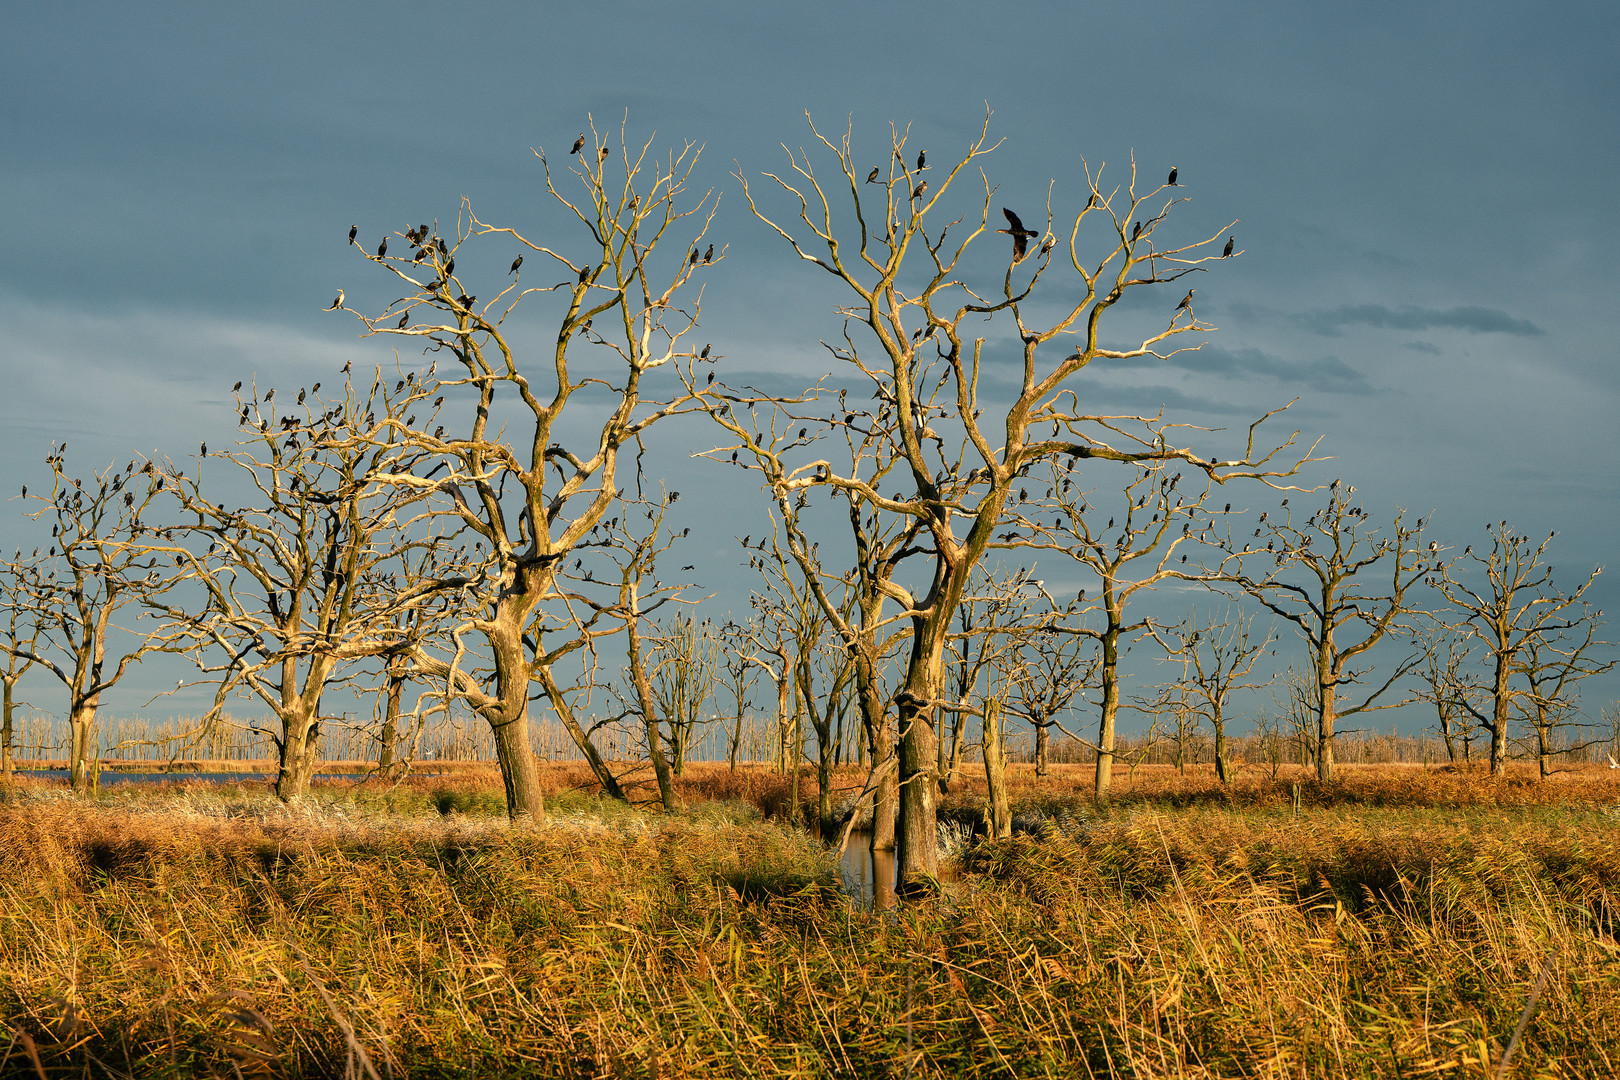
[578, 265, 590, 283]
[999, 207, 1039, 262]
[866, 167, 880, 184]
[703, 244, 713, 264]
[348, 225, 357, 245]
[297, 389, 305, 403]
[444, 258, 454, 277]
[397, 312, 409, 328]
[1223, 236, 1234, 258]
[328, 290, 344, 310]
[376, 238, 387, 258]
[1167, 166, 1178, 186]
[706, 371, 714, 384]
[700, 344, 711, 359]
[1176, 290, 1194, 311]
[600, 146, 610, 160]
[1040, 234, 1056, 256]
[916, 150, 926, 171]
[510, 255, 523, 275]
[232, 381, 242, 392]
[571, 134, 585, 155]
[1131, 221, 1143, 241]
[911, 180, 927, 200]
[689, 248, 699, 266]
[413, 248, 427, 262]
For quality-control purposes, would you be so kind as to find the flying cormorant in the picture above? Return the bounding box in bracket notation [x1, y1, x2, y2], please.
[999, 208, 1039, 263]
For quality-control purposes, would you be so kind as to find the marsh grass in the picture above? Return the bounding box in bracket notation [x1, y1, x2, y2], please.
[1, 766, 1618, 1076]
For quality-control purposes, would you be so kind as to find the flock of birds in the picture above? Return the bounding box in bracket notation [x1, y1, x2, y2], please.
[331, 157, 1233, 331]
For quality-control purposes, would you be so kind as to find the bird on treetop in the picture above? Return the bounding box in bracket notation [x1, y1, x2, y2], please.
[1176, 289, 1194, 311]
[703, 244, 714, 264]
[376, 238, 387, 258]
[509, 255, 523, 275]
[328, 290, 344, 310]
[571, 133, 585, 155]
[1223, 236, 1235, 257]
[600, 146, 610, 160]
[866, 167, 880, 184]
[916, 150, 926, 171]
[348, 225, 357, 245]
[1167, 166, 1178, 186]
[911, 180, 927, 201]
[1131, 221, 1143, 241]
[232, 381, 241, 392]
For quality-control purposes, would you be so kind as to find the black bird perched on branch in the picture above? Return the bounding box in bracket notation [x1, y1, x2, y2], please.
[397, 312, 409, 328]
[1131, 221, 1143, 241]
[999, 208, 1039, 263]
[600, 146, 610, 160]
[689, 248, 699, 266]
[571, 133, 585, 155]
[232, 381, 242, 392]
[1176, 289, 1194, 312]
[1167, 166, 1178, 186]
[376, 238, 387, 258]
[578, 265, 590, 283]
[703, 244, 713, 264]
[348, 225, 357, 246]
[328, 290, 344, 310]
[866, 167, 880, 183]
[509, 255, 523, 275]
[916, 150, 926, 171]
[911, 181, 927, 201]
[1223, 236, 1235, 258]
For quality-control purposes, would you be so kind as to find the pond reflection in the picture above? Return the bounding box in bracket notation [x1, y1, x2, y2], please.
[837, 830, 898, 909]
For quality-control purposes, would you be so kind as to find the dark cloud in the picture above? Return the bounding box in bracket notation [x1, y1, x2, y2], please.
[1295, 304, 1543, 338]
[1113, 346, 1372, 394]
[1401, 340, 1442, 355]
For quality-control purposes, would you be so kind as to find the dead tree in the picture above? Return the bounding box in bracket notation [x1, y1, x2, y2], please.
[1146, 608, 1277, 784]
[1517, 611, 1612, 777]
[344, 122, 720, 819]
[1219, 481, 1427, 784]
[9, 450, 176, 792]
[999, 624, 1096, 777]
[708, 113, 1308, 887]
[1434, 524, 1604, 775]
[1015, 460, 1226, 800]
[0, 558, 45, 779]
[143, 374, 463, 803]
[650, 612, 721, 777]
[717, 618, 761, 771]
[1412, 628, 1474, 765]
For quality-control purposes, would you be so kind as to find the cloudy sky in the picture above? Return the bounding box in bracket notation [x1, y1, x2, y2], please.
[3, 1, 1615, 730]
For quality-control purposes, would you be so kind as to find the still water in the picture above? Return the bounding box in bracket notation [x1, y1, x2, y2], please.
[837, 830, 900, 908]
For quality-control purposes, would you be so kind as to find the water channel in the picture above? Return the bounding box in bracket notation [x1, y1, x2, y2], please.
[836, 830, 900, 908]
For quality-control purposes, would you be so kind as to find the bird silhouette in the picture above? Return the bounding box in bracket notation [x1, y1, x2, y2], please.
[376, 238, 387, 258]
[916, 150, 926, 171]
[1167, 166, 1178, 186]
[348, 225, 357, 246]
[510, 255, 523, 275]
[1176, 289, 1194, 312]
[328, 290, 344, 310]
[866, 167, 880, 184]
[911, 181, 927, 201]
[578, 265, 590, 283]
[571, 134, 585, 155]
[999, 208, 1039, 263]
[703, 244, 713, 264]
[1131, 221, 1143, 241]
[232, 381, 242, 392]
[1223, 236, 1235, 257]
[397, 312, 409, 328]
[600, 146, 609, 160]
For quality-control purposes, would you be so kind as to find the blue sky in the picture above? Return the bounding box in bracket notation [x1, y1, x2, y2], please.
[2, 1, 1615, 732]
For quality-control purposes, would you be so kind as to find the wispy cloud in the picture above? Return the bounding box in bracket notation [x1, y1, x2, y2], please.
[1114, 346, 1373, 394]
[1293, 303, 1543, 338]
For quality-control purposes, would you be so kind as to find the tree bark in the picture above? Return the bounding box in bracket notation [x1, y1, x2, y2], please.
[488, 630, 546, 821]
[1093, 632, 1121, 803]
[982, 699, 1012, 839]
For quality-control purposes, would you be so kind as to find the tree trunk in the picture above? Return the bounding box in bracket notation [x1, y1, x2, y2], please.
[68, 701, 98, 795]
[1213, 705, 1230, 785]
[375, 659, 404, 776]
[275, 704, 322, 804]
[895, 620, 944, 887]
[1490, 654, 1511, 776]
[1034, 719, 1049, 778]
[1316, 646, 1337, 785]
[538, 666, 625, 800]
[854, 655, 896, 850]
[1093, 633, 1120, 802]
[1, 679, 14, 781]
[627, 610, 679, 813]
[982, 699, 1011, 839]
[489, 632, 546, 821]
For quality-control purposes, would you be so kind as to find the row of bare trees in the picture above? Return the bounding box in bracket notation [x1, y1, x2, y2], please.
[0, 115, 1609, 896]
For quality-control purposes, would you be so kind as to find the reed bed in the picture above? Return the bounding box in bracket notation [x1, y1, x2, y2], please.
[1, 767, 1618, 1077]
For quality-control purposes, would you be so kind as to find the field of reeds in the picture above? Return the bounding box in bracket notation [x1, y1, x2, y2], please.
[2, 762, 1618, 1078]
